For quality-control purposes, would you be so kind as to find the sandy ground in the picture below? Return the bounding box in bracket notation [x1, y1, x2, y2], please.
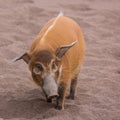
[0, 0, 120, 120]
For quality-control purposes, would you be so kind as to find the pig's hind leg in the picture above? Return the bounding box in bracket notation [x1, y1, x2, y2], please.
[67, 75, 78, 100]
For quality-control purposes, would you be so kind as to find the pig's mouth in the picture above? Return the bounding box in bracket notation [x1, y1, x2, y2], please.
[43, 88, 59, 101]
[47, 94, 59, 99]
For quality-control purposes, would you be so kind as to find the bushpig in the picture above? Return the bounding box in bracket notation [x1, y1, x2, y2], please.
[16, 12, 85, 110]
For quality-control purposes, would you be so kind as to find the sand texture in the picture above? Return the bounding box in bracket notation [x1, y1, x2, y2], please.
[0, 0, 120, 120]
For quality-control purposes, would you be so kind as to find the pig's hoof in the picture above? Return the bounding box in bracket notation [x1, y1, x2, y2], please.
[66, 95, 75, 100]
[47, 98, 52, 103]
[55, 105, 63, 110]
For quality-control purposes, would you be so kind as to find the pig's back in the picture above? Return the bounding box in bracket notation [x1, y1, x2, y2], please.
[43, 16, 85, 78]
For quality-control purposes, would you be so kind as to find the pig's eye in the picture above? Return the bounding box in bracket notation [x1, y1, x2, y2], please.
[35, 64, 43, 71]
[33, 63, 43, 75]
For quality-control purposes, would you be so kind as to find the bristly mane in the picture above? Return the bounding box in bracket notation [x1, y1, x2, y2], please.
[40, 12, 64, 45]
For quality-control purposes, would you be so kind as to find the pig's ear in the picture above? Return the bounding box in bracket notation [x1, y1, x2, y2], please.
[15, 53, 30, 64]
[56, 41, 77, 60]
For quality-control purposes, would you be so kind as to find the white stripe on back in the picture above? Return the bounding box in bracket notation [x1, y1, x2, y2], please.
[40, 12, 64, 45]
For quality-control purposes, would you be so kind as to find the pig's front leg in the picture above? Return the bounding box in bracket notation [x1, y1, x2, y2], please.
[55, 82, 67, 110]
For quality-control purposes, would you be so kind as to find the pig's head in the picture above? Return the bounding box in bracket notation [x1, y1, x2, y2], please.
[16, 41, 77, 100]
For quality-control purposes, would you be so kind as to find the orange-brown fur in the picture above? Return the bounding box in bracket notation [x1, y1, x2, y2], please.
[30, 16, 85, 81]
[30, 16, 85, 109]
[18, 14, 85, 110]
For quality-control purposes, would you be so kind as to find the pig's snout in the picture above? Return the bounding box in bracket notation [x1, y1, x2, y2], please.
[43, 74, 58, 99]
[43, 87, 59, 99]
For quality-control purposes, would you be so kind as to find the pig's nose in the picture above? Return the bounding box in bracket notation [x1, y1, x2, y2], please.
[47, 93, 59, 99]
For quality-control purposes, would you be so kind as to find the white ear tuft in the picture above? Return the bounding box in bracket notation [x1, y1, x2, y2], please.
[60, 40, 77, 48]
